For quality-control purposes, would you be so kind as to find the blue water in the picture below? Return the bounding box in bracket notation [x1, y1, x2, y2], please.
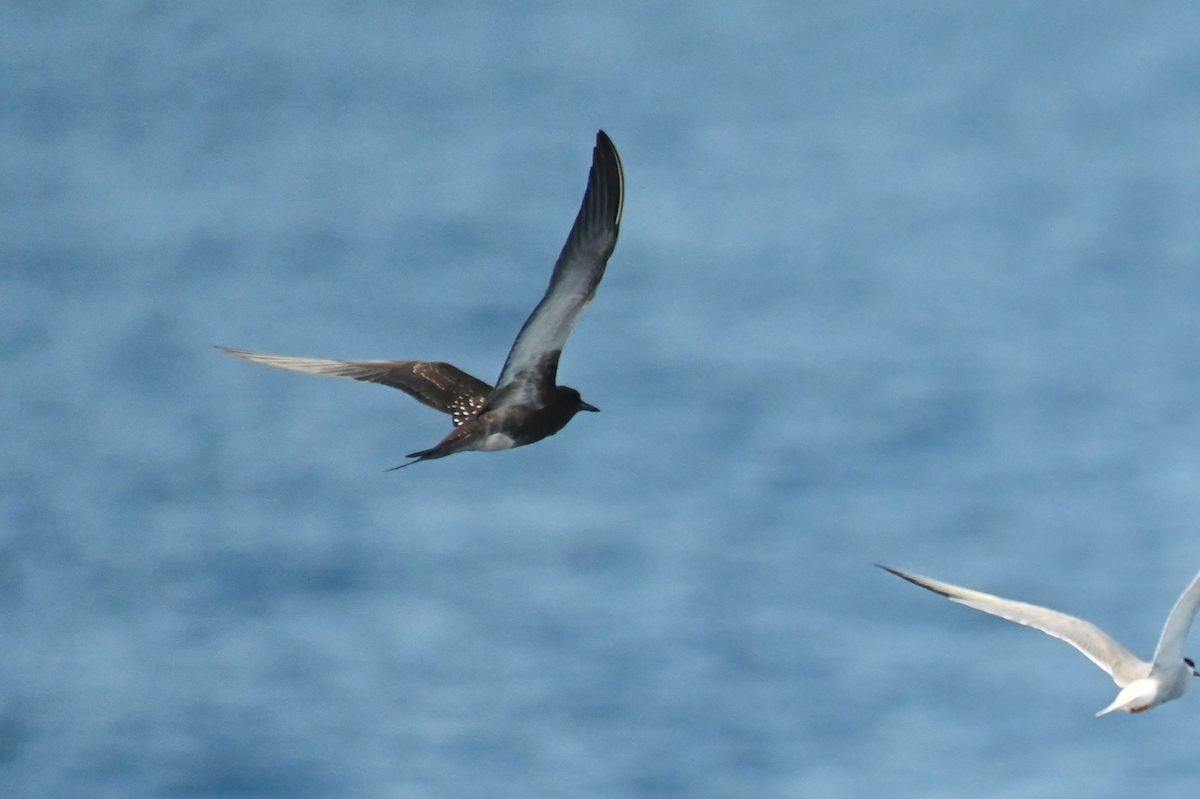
[6, 1, 1200, 796]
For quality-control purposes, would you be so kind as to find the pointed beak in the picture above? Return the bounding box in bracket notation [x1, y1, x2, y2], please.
[580, 400, 600, 413]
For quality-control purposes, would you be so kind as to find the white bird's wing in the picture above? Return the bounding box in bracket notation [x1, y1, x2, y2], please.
[1151, 567, 1200, 668]
[879, 565, 1147, 686]
[486, 130, 623, 411]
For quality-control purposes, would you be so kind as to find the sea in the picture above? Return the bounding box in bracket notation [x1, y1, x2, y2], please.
[5, 1, 1200, 796]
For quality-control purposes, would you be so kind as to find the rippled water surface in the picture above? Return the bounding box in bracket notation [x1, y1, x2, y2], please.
[6, 2, 1200, 797]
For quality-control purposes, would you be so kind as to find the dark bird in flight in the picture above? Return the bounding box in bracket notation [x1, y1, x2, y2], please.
[220, 130, 624, 468]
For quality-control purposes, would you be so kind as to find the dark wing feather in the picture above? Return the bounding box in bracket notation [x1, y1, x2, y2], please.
[487, 130, 623, 410]
[218, 347, 492, 426]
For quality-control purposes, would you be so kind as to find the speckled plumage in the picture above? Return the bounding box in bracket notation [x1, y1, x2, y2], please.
[220, 130, 623, 467]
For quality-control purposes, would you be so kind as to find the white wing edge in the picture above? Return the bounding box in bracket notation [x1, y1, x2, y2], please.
[1151, 566, 1200, 667]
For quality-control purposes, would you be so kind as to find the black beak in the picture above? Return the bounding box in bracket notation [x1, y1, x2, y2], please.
[580, 401, 600, 413]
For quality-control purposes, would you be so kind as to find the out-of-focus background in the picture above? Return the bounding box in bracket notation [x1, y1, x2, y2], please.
[5, 2, 1200, 796]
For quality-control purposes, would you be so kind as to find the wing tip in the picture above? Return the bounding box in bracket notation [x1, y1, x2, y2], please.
[876, 564, 953, 598]
[216, 345, 256, 360]
[592, 129, 624, 228]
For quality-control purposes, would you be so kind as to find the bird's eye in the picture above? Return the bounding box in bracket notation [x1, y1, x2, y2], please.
[1186, 657, 1195, 668]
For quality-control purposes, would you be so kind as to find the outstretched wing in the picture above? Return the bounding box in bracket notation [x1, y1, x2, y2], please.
[487, 130, 623, 410]
[1152, 566, 1200, 667]
[879, 565, 1148, 687]
[218, 347, 492, 426]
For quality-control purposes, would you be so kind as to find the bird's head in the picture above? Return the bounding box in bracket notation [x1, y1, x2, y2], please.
[1186, 657, 1199, 678]
[557, 386, 599, 415]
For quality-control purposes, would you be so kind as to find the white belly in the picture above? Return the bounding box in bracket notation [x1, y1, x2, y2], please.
[474, 432, 518, 451]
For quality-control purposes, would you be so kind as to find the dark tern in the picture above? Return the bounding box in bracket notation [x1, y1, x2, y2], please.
[221, 130, 623, 467]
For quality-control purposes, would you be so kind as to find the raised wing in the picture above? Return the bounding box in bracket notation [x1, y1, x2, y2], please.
[487, 130, 623, 410]
[218, 347, 492, 426]
[1151, 566, 1200, 667]
[879, 565, 1147, 686]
